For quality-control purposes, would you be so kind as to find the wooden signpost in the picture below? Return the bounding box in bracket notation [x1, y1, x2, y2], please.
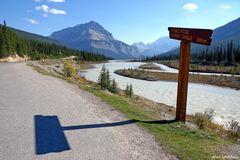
[168, 27, 213, 122]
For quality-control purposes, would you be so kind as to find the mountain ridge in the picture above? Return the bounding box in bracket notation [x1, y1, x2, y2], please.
[10, 27, 61, 45]
[50, 21, 141, 59]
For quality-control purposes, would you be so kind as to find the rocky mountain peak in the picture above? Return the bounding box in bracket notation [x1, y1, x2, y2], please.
[49, 21, 140, 59]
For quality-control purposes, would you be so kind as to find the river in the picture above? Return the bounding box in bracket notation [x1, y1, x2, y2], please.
[82, 60, 240, 125]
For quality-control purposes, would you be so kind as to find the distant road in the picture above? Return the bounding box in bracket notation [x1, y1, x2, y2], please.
[0, 62, 176, 160]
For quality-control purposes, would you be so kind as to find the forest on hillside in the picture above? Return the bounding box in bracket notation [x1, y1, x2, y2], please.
[0, 22, 106, 61]
[147, 41, 240, 65]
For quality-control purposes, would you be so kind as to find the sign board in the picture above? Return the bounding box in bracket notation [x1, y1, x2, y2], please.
[168, 27, 213, 45]
[168, 27, 213, 122]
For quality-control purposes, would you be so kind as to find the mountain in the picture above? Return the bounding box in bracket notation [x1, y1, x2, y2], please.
[49, 21, 140, 59]
[158, 17, 240, 57]
[213, 17, 240, 42]
[9, 27, 60, 45]
[132, 42, 148, 51]
[133, 37, 179, 57]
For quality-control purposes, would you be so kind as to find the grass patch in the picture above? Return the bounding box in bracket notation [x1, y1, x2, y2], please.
[29, 63, 235, 160]
[81, 86, 230, 160]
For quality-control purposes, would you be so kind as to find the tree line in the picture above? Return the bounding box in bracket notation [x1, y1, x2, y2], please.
[191, 41, 240, 65]
[146, 40, 240, 65]
[0, 21, 106, 61]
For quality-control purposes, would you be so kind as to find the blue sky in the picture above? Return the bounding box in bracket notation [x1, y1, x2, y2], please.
[0, 0, 239, 44]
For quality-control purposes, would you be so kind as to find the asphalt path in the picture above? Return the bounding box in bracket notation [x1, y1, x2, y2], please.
[0, 62, 177, 160]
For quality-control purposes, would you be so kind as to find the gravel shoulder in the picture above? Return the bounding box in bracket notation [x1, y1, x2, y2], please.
[0, 62, 177, 160]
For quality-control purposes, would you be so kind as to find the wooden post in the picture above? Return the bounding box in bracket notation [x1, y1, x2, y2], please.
[175, 40, 191, 122]
[168, 27, 213, 123]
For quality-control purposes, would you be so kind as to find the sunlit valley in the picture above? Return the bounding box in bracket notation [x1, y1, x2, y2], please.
[0, 0, 240, 160]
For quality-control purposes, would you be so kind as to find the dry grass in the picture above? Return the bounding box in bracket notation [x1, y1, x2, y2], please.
[38, 58, 105, 70]
[63, 60, 77, 77]
[139, 63, 161, 70]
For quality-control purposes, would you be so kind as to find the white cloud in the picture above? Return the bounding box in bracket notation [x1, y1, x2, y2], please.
[48, 0, 65, 2]
[43, 13, 48, 17]
[35, 4, 66, 15]
[35, 5, 49, 12]
[34, 0, 65, 2]
[24, 18, 39, 24]
[219, 5, 232, 9]
[182, 3, 199, 12]
[49, 8, 66, 14]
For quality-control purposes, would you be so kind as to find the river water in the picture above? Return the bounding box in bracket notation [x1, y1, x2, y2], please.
[82, 60, 240, 125]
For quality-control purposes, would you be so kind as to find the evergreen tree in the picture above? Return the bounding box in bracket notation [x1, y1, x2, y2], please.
[110, 78, 117, 93]
[230, 40, 235, 64]
[0, 27, 6, 58]
[97, 65, 114, 90]
[98, 65, 107, 89]
[97, 65, 119, 93]
[106, 70, 111, 89]
[129, 84, 133, 97]
[125, 84, 133, 97]
[124, 84, 133, 97]
[125, 84, 129, 96]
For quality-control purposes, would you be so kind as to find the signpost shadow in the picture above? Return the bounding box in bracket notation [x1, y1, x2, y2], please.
[34, 115, 70, 155]
[34, 115, 176, 155]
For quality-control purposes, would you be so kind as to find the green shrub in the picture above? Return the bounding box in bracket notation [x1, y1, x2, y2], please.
[63, 60, 77, 77]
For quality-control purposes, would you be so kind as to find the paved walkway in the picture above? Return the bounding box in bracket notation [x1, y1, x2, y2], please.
[0, 62, 176, 160]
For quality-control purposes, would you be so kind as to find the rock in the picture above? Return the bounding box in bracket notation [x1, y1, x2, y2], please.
[0, 54, 29, 62]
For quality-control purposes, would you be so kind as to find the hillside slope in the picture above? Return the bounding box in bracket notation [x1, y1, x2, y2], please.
[9, 27, 60, 45]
